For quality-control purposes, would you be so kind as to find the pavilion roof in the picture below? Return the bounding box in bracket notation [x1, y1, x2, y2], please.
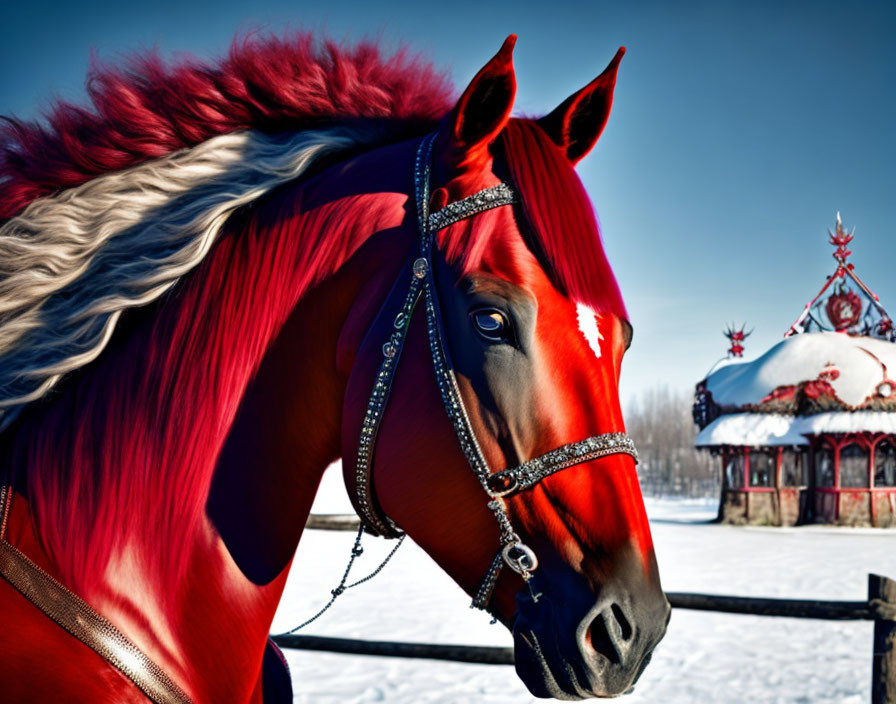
[693, 215, 896, 443]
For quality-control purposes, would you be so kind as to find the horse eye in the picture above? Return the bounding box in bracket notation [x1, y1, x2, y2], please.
[471, 309, 510, 342]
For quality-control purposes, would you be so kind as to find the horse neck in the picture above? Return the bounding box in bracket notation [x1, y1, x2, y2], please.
[207, 150, 418, 585]
[4, 136, 419, 701]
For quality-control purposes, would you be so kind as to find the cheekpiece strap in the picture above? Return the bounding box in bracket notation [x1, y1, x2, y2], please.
[354, 132, 640, 615]
[352, 135, 518, 539]
[351, 261, 423, 538]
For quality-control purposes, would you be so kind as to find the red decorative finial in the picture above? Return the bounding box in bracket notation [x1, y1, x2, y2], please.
[724, 323, 752, 357]
[829, 211, 854, 265]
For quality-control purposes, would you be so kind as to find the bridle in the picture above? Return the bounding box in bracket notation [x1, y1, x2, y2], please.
[349, 133, 639, 613]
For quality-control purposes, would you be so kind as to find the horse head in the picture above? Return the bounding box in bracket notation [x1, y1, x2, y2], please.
[0, 32, 666, 702]
[343, 37, 668, 699]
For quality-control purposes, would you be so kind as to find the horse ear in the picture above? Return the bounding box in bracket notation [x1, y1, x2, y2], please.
[537, 47, 625, 164]
[442, 35, 517, 170]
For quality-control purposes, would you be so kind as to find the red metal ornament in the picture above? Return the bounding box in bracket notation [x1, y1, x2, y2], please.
[825, 286, 862, 331]
[723, 323, 752, 358]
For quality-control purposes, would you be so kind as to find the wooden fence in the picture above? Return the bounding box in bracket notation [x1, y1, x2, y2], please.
[279, 514, 896, 703]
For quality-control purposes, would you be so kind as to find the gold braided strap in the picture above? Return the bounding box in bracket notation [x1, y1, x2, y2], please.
[0, 488, 193, 704]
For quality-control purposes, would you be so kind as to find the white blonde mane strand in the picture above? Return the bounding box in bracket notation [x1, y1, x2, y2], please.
[0, 125, 376, 428]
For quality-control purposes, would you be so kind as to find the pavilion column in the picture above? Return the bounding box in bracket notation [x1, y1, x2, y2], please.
[870, 436, 878, 527]
[833, 436, 841, 523]
[776, 447, 783, 524]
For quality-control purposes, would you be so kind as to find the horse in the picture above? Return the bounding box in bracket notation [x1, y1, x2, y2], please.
[0, 33, 669, 702]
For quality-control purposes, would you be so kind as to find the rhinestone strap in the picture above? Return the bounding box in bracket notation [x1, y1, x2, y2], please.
[428, 184, 515, 233]
[0, 484, 9, 540]
[485, 433, 639, 498]
[352, 277, 423, 538]
[416, 139, 494, 491]
[471, 551, 505, 610]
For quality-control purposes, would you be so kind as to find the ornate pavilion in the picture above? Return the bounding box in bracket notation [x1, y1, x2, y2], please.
[693, 215, 896, 526]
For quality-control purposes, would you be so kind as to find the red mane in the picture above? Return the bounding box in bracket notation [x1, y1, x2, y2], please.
[0, 33, 454, 219]
[500, 119, 626, 318]
[440, 118, 627, 319]
[439, 118, 628, 320]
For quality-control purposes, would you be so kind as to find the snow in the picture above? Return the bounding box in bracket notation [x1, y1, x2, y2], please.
[705, 332, 896, 408]
[696, 413, 808, 446]
[696, 411, 896, 447]
[799, 411, 896, 435]
[273, 466, 896, 703]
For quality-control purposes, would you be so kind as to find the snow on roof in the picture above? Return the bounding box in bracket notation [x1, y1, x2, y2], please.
[797, 411, 896, 435]
[696, 411, 896, 447]
[696, 413, 809, 446]
[705, 331, 896, 410]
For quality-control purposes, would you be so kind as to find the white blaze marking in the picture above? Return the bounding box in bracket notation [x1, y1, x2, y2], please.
[576, 303, 603, 359]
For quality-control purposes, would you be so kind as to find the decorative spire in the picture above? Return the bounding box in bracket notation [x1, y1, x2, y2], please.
[786, 213, 894, 340]
[829, 211, 854, 265]
[724, 323, 752, 357]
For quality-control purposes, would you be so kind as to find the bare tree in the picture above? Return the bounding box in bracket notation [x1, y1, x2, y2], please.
[626, 386, 719, 498]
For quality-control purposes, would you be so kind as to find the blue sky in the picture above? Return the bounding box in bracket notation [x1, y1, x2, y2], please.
[2, 1, 894, 407]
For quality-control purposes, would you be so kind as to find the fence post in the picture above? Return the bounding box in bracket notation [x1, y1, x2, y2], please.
[870, 574, 896, 704]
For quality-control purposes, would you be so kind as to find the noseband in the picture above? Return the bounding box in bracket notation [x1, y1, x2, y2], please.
[351, 134, 638, 612]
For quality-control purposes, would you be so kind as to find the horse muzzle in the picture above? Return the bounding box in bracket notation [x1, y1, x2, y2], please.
[510, 555, 670, 699]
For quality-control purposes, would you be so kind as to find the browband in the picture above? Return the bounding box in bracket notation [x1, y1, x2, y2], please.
[427, 183, 515, 232]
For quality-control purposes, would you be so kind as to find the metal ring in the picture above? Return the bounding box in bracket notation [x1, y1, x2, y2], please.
[502, 541, 538, 575]
[412, 257, 429, 279]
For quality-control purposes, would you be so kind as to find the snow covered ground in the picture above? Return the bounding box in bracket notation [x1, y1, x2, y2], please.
[273, 466, 896, 703]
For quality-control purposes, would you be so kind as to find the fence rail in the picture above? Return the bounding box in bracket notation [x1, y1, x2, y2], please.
[293, 514, 896, 703]
[272, 634, 515, 665]
[666, 592, 876, 620]
[304, 514, 362, 532]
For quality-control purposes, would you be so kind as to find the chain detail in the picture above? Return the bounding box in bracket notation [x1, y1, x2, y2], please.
[487, 499, 517, 545]
[277, 525, 406, 634]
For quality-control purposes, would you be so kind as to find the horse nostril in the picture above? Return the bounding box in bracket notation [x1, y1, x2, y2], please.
[584, 603, 634, 666]
[610, 603, 633, 641]
[585, 610, 622, 665]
